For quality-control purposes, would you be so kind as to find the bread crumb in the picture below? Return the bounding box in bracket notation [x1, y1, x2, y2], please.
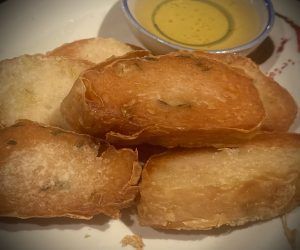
[84, 234, 91, 238]
[121, 234, 144, 250]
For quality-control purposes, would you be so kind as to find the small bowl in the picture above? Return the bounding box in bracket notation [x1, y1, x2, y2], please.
[121, 0, 275, 55]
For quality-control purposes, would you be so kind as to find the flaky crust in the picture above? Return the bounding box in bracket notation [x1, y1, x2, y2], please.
[61, 51, 265, 148]
[138, 133, 300, 230]
[192, 51, 298, 131]
[0, 120, 141, 219]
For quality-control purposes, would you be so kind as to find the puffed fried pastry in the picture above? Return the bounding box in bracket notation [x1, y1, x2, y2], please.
[192, 51, 297, 132]
[61, 51, 265, 148]
[0, 54, 92, 129]
[0, 120, 141, 219]
[138, 133, 300, 230]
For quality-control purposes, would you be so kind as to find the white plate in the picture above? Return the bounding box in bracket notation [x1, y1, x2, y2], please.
[0, 0, 299, 249]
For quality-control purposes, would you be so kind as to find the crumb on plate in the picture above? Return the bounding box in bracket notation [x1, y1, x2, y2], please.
[121, 234, 144, 250]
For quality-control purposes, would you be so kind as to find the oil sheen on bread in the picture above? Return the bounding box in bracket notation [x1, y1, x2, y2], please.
[61, 51, 265, 148]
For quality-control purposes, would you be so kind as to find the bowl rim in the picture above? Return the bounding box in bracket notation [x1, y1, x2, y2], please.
[121, 0, 275, 53]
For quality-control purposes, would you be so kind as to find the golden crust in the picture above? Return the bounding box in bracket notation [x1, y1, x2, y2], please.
[0, 120, 141, 219]
[192, 51, 298, 131]
[138, 133, 300, 230]
[47, 37, 143, 64]
[61, 51, 265, 148]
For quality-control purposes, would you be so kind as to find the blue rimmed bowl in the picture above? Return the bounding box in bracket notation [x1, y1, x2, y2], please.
[121, 0, 275, 55]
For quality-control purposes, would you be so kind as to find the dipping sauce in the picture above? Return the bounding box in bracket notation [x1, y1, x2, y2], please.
[134, 0, 262, 50]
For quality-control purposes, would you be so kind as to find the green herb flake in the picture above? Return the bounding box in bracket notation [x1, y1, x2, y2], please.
[158, 99, 191, 108]
[176, 103, 192, 108]
[50, 129, 65, 136]
[195, 61, 211, 71]
[158, 99, 169, 106]
[75, 140, 85, 148]
[7, 139, 17, 145]
[40, 184, 51, 192]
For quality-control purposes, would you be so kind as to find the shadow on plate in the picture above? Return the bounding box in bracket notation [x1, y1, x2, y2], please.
[98, 1, 143, 48]
[0, 214, 110, 232]
[248, 37, 275, 65]
[289, 112, 300, 132]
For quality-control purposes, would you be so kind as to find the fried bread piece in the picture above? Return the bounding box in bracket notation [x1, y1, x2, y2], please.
[0, 54, 92, 129]
[0, 120, 141, 219]
[47, 37, 141, 64]
[61, 51, 265, 148]
[192, 51, 298, 131]
[138, 133, 300, 230]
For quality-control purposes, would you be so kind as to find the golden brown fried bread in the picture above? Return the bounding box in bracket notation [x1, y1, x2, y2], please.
[192, 51, 298, 131]
[0, 54, 92, 129]
[0, 120, 141, 219]
[138, 133, 300, 230]
[61, 51, 265, 148]
[47, 37, 141, 64]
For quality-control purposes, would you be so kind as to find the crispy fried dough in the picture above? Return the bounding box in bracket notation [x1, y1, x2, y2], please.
[0, 54, 92, 129]
[47, 37, 142, 64]
[61, 51, 265, 148]
[192, 51, 298, 131]
[0, 120, 141, 219]
[138, 133, 300, 230]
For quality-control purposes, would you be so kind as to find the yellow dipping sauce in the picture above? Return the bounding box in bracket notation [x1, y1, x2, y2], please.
[134, 0, 261, 50]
